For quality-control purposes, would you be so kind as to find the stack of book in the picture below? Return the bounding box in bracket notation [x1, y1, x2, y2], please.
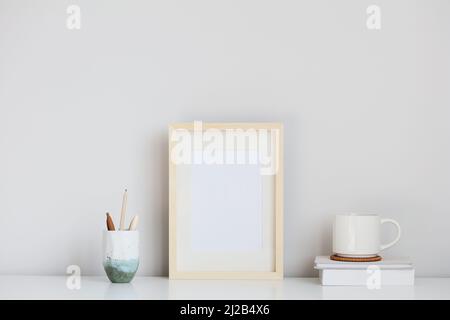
[314, 256, 415, 286]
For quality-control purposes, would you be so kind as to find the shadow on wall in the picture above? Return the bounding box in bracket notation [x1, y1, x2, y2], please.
[142, 129, 169, 276]
[320, 215, 333, 256]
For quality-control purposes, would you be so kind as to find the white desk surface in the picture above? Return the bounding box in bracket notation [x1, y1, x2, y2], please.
[0, 276, 449, 300]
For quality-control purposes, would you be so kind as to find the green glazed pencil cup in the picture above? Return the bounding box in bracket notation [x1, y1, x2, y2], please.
[103, 231, 139, 283]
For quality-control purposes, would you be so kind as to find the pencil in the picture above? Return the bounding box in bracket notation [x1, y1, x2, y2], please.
[119, 189, 128, 230]
[128, 215, 139, 231]
[106, 212, 115, 231]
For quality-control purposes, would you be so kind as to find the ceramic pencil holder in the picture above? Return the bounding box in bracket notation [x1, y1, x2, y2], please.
[103, 231, 139, 283]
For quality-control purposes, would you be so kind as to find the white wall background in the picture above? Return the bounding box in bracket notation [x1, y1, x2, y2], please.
[1, 0, 449, 277]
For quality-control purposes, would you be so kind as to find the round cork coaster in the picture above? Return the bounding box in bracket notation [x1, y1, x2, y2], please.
[330, 254, 382, 262]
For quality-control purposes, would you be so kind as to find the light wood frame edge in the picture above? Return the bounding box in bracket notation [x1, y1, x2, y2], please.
[168, 122, 284, 280]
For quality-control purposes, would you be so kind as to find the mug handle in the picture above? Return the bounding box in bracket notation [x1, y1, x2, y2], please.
[380, 218, 402, 251]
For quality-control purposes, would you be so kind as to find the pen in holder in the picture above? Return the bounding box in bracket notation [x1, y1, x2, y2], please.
[103, 231, 139, 283]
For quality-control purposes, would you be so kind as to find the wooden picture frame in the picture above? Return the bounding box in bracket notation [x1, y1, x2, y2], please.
[169, 122, 283, 279]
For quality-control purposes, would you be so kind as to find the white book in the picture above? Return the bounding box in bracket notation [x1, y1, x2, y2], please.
[314, 256, 413, 270]
[319, 268, 415, 286]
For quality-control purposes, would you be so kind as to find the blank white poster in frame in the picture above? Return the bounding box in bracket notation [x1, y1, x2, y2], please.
[169, 122, 283, 279]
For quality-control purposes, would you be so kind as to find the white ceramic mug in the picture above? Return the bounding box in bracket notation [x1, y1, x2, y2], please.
[333, 213, 401, 257]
